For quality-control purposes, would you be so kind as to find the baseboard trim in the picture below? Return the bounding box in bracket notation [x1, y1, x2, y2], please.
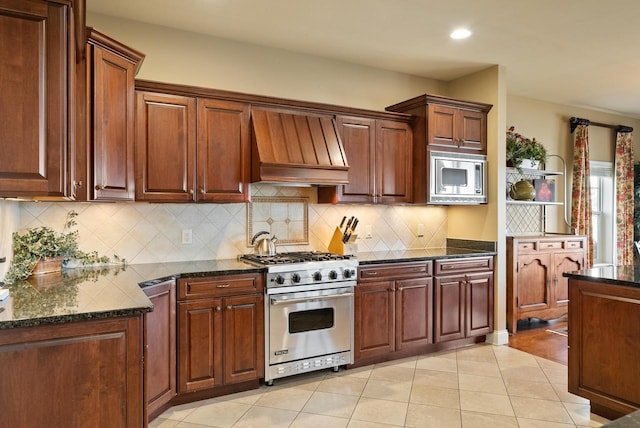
[486, 329, 509, 346]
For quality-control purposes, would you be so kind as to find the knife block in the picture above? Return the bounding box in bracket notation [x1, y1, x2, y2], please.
[328, 227, 358, 255]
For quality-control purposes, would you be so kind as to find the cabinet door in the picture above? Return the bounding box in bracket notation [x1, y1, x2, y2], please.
[355, 281, 395, 360]
[197, 98, 250, 202]
[135, 92, 196, 201]
[553, 251, 584, 308]
[516, 253, 552, 313]
[335, 116, 376, 203]
[144, 280, 176, 418]
[376, 119, 413, 203]
[434, 275, 465, 342]
[395, 277, 432, 350]
[427, 104, 457, 149]
[457, 109, 485, 152]
[0, 1, 71, 197]
[90, 45, 136, 200]
[222, 294, 264, 384]
[466, 272, 494, 337]
[177, 299, 223, 392]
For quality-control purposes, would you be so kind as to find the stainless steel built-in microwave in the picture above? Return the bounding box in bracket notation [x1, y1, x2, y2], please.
[429, 151, 487, 204]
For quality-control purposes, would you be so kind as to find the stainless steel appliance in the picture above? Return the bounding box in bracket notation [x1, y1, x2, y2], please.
[240, 251, 357, 385]
[429, 150, 487, 204]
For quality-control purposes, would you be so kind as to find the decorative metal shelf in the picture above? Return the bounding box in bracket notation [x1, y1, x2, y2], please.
[506, 200, 563, 206]
[506, 167, 563, 177]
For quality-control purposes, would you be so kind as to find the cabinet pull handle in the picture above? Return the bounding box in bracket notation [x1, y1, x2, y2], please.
[216, 283, 231, 288]
[367, 271, 378, 276]
[216, 306, 221, 311]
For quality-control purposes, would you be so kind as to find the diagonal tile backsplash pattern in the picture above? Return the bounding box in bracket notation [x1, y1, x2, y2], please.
[10, 185, 448, 267]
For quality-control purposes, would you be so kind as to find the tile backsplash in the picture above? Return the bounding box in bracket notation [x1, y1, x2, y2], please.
[2, 185, 447, 275]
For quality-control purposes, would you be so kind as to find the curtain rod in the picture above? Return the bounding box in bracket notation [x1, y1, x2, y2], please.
[570, 116, 633, 133]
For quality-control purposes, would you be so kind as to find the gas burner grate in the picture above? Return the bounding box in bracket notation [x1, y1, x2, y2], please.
[240, 251, 353, 266]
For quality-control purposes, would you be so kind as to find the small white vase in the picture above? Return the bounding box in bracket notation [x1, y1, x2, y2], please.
[519, 159, 540, 170]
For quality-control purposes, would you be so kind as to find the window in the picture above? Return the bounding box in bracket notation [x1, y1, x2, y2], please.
[590, 161, 614, 265]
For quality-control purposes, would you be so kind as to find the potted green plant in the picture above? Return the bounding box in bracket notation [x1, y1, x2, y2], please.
[4, 211, 124, 284]
[506, 126, 548, 173]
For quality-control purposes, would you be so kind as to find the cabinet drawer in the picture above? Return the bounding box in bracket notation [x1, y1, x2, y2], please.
[434, 256, 493, 275]
[539, 241, 563, 250]
[517, 241, 538, 253]
[565, 240, 584, 250]
[178, 273, 263, 300]
[359, 262, 432, 281]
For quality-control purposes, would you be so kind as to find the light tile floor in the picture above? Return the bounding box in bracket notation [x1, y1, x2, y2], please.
[150, 344, 610, 428]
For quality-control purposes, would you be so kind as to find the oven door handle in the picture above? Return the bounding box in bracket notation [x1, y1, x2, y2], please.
[270, 292, 353, 305]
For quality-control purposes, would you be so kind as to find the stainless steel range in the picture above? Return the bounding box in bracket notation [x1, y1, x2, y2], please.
[240, 251, 358, 385]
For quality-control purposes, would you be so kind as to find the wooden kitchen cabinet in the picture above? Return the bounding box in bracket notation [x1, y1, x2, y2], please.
[135, 85, 250, 202]
[0, 0, 76, 197]
[386, 94, 492, 204]
[318, 116, 412, 204]
[86, 28, 144, 201]
[434, 257, 494, 343]
[0, 316, 144, 427]
[507, 236, 586, 334]
[143, 280, 176, 420]
[176, 274, 264, 394]
[355, 262, 432, 363]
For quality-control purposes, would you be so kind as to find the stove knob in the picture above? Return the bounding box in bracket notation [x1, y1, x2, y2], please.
[343, 269, 354, 279]
[313, 271, 323, 281]
[291, 273, 301, 283]
[329, 270, 338, 280]
[275, 275, 285, 285]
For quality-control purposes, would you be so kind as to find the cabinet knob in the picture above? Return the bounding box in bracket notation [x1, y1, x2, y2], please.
[227, 305, 232, 310]
[216, 306, 222, 311]
[200, 188, 206, 195]
[73, 180, 83, 188]
[95, 184, 105, 190]
[398, 287, 404, 292]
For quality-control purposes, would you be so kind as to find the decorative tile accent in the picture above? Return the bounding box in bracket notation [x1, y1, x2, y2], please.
[248, 197, 309, 245]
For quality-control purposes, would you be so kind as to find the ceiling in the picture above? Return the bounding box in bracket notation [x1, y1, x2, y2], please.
[87, 0, 640, 118]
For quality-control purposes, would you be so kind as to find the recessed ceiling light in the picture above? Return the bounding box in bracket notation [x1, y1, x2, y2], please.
[450, 28, 472, 40]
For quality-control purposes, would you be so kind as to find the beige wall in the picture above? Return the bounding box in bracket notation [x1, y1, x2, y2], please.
[87, 13, 447, 110]
[0, 200, 20, 280]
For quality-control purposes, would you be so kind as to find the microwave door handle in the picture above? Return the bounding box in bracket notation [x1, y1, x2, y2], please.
[475, 164, 482, 192]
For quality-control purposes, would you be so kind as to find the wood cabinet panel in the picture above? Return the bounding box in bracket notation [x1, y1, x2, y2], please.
[377, 119, 413, 203]
[466, 272, 494, 337]
[507, 236, 586, 334]
[144, 280, 176, 419]
[355, 280, 395, 360]
[333, 116, 376, 203]
[178, 274, 263, 299]
[135, 92, 197, 201]
[177, 299, 223, 392]
[0, 0, 72, 197]
[0, 316, 144, 427]
[434, 275, 465, 342]
[87, 29, 143, 201]
[222, 294, 264, 384]
[395, 277, 432, 350]
[197, 99, 250, 202]
[569, 278, 640, 419]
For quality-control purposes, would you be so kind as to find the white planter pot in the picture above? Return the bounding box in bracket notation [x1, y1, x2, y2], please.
[519, 159, 540, 170]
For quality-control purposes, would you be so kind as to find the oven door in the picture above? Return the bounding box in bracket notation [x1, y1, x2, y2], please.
[268, 285, 354, 365]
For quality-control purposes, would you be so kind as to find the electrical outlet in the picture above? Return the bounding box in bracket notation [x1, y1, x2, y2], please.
[365, 225, 372, 239]
[181, 229, 193, 244]
[417, 224, 424, 237]
[0, 256, 6, 263]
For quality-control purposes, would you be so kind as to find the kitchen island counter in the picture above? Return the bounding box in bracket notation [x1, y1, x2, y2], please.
[563, 265, 640, 288]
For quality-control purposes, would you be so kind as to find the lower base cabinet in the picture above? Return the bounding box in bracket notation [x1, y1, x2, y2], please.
[177, 274, 264, 394]
[355, 256, 494, 367]
[0, 316, 145, 427]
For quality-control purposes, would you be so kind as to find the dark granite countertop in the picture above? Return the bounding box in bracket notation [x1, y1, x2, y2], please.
[0, 242, 495, 329]
[563, 265, 640, 289]
[604, 409, 640, 427]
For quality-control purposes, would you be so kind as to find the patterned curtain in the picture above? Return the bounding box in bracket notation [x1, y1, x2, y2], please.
[615, 131, 635, 265]
[571, 124, 593, 268]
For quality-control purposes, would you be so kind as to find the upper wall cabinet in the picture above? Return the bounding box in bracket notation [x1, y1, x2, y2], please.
[135, 87, 250, 203]
[0, 0, 77, 198]
[317, 116, 413, 204]
[86, 28, 144, 201]
[386, 94, 492, 204]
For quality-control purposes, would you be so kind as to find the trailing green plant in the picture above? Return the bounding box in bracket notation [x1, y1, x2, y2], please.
[506, 126, 548, 173]
[4, 210, 125, 284]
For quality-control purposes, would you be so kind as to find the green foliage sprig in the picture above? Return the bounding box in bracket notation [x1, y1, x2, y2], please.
[506, 126, 548, 173]
[4, 210, 125, 284]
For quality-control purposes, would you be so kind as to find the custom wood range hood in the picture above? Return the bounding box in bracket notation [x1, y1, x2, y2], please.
[251, 108, 349, 185]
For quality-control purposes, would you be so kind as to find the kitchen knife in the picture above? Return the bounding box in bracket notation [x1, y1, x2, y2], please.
[351, 218, 359, 232]
[339, 216, 347, 229]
